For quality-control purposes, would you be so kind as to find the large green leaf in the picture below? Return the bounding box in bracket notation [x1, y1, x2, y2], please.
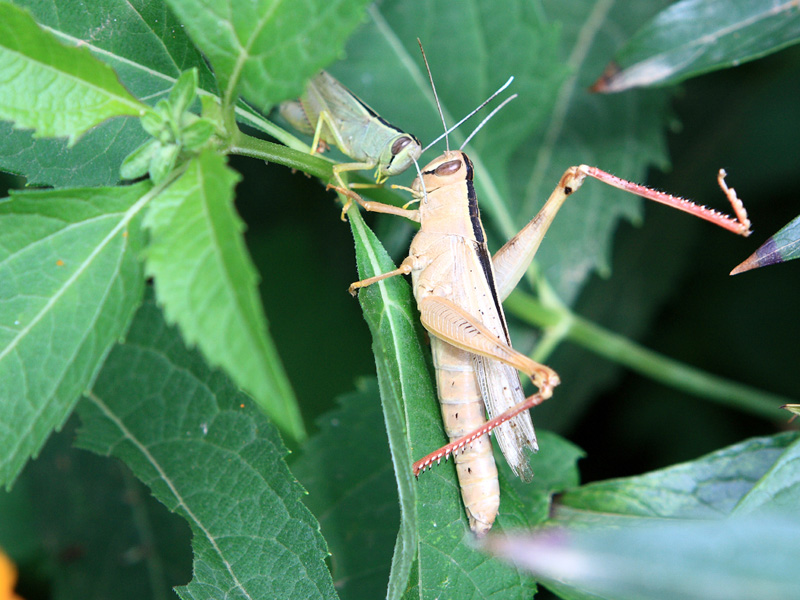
[326, 0, 675, 303]
[75, 296, 336, 600]
[559, 432, 799, 518]
[592, 0, 800, 92]
[0, 182, 149, 486]
[346, 208, 425, 600]
[164, 0, 372, 111]
[0, 2, 144, 144]
[143, 150, 305, 443]
[348, 209, 540, 600]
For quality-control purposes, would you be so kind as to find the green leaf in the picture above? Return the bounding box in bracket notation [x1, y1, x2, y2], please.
[346, 208, 424, 600]
[734, 434, 800, 516]
[592, 0, 800, 93]
[0, 2, 144, 144]
[120, 138, 161, 180]
[143, 150, 305, 444]
[559, 432, 799, 518]
[321, 0, 675, 303]
[164, 0, 372, 111]
[348, 209, 538, 600]
[0, 182, 149, 486]
[75, 296, 336, 600]
[292, 378, 399, 600]
[481, 514, 800, 600]
[0, 0, 215, 187]
[6, 418, 192, 598]
[731, 214, 800, 274]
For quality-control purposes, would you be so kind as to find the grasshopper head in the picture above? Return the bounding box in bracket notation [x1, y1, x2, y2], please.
[412, 150, 473, 198]
[375, 133, 422, 183]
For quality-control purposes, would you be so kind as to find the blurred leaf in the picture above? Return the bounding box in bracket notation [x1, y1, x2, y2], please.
[512, 430, 584, 495]
[480, 513, 800, 600]
[0, 481, 37, 564]
[0, 183, 149, 486]
[559, 432, 799, 519]
[731, 214, 800, 274]
[292, 378, 398, 600]
[592, 0, 800, 93]
[0, 3, 144, 144]
[143, 150, 305, 444]
[75, 296, 336, 600]
[164, 0, 372, 111]
[542, 433, 800, 597]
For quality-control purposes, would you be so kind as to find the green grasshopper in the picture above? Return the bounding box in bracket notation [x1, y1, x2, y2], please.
[280, 70, 422, 219]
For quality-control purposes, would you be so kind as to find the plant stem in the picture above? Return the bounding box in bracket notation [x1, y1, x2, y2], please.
[231, 131, 333, 180]
[504, 290, 791, 421]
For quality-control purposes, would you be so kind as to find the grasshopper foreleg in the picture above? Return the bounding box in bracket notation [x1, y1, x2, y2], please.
[348, 258, 414, 296]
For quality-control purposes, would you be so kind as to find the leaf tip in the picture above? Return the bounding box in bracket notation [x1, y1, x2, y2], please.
[730, 237, 783, 275]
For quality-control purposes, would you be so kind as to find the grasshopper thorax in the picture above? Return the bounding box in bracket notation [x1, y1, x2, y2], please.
[376, 133, 422, 183]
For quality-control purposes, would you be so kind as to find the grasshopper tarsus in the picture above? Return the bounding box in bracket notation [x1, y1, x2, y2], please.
[326, 183, 368, 221]
[716, 168, 752, 236]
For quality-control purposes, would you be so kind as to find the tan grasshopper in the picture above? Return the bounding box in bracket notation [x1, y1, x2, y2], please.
[348, 60, 751, 535]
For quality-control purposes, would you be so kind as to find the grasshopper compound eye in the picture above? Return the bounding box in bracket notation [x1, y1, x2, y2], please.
[434, 159, 462, 177]
[391, 136, 413, 156]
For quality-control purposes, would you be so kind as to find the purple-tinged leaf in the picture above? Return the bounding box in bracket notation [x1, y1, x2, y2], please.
[731, 214, 800, 274]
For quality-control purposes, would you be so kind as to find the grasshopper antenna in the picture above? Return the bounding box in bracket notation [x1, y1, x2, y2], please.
[422, 76, 515, 154]
[418, 38, 449, 152]
[460, 94, 518, 151]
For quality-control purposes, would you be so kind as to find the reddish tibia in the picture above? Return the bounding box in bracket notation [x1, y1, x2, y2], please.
[581, 166, 752, 237]
[413, 391, 549, 476]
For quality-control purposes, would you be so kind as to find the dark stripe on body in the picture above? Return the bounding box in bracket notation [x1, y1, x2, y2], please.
[466, 169, 511, 343]
[350, 92, 404, 134]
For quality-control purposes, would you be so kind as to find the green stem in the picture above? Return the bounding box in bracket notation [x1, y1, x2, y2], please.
[231, 131, 333, 180]
[231, 103, 310, 152]
[504, 290, 791, 421]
